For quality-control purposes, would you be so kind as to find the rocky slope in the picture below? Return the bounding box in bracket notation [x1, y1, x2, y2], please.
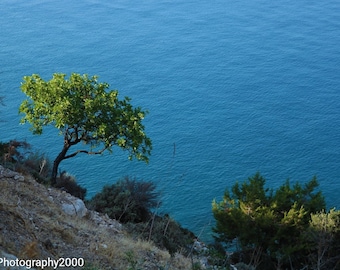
[0, 166, 196, 270]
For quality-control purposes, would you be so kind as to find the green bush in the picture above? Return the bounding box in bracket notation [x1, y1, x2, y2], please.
[55, 171, 87, 200]
[305, 209, 340, 269]
[86, 177, 159, 223]
[87, 177, 197, 255]
[212, 173, 327, 269]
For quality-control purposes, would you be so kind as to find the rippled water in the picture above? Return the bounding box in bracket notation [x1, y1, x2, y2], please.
[1, 0, 340, 240]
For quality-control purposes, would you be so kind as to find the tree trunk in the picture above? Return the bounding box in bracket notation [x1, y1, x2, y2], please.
[51, 144, 70, 186]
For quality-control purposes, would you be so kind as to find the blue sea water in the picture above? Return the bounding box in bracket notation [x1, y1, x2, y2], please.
[1, 0, 340, 241]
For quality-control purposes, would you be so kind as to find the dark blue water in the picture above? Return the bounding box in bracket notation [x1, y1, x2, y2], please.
[1, 0, 340, 241]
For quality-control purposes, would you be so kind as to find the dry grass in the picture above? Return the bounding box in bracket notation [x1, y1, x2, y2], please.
[0, 169, 195, 269]
[19, 241, 40, 259]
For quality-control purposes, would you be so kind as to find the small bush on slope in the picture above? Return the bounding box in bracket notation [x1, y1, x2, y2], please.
[0, 140, 51, 184]
[55, 171, 87, 200]
[86, 176, 159, 223]
[125, 214, 196, 256]
[87, 177, 198, 256]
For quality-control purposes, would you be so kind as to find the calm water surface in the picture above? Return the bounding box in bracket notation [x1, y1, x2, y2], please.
[1, 0, 340, 240]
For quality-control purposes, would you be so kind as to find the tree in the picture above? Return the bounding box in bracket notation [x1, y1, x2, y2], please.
[19, 73, 152, 185]
[306, 208, 340, 269]
[212, 173, 326, 269]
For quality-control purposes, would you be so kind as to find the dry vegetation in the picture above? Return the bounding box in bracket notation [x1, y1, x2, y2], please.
[0, 168, 195, 270]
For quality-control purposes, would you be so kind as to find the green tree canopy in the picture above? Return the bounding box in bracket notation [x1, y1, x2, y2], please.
[212, 173, 326, 269]
[19, 73, 152, 185]
[306, 209, 340, 269]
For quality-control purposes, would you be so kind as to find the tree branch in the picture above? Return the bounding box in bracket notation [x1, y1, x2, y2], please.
[63, 147, 108, 160]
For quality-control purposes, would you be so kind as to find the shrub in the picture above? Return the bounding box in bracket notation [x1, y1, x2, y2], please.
[23, 152, 50, 177]
[86, 176, 159, 223]
[21, 152, 51, 184]
[125, 214, 196, 256]
[55, 171, 87, 200]
[0, 140, 31, 164]
[0, 140, 51, 184]
[212, 173, 326, 269]
[305, 208, 340, 269]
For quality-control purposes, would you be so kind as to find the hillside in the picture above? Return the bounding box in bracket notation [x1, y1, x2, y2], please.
[0, 165, 196, 270]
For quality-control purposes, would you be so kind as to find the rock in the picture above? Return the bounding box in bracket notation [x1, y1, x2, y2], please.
[193, 239, 208, 254]
[14, 174, 25, 181]
[88, 211, 122, 232]
[0, 165, 24, 181]
[61, 196, 87, 218]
